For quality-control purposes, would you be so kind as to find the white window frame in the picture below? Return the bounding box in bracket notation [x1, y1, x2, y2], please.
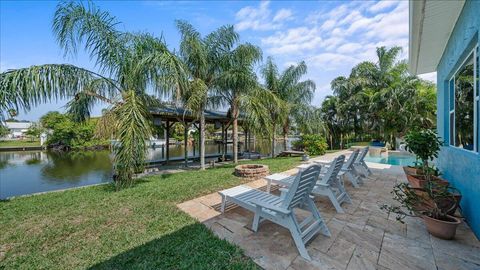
[475, 45, 479, 152]
[449, 77, 455, 146]
[449, 45, 478, 153]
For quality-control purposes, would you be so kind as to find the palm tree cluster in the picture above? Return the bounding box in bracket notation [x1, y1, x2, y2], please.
[309, 47, 436, 149]
[0, 1, 313, 188]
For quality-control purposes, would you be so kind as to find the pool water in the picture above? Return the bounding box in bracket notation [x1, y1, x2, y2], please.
[364, 151, 417, 166]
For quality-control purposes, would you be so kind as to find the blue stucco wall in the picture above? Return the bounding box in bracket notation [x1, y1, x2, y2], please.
[436, 0, 480, 238]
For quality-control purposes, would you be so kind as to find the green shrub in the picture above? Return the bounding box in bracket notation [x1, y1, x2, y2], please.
[405, 129, 442, 167]
[405, 129, 443, 180]
[40, 111, 108, 149]
[293, 134, 328, 156]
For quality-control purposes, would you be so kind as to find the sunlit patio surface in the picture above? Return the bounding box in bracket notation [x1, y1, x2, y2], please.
[178, 151, 480, 270]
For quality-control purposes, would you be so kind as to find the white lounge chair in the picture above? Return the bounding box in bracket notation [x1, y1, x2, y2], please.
[355, 147, 372, 176]
[218, 164, 330, 261]
[311, 155, 352, 213]
[265, 155, 351, 214]
[314, 149, 363, 188]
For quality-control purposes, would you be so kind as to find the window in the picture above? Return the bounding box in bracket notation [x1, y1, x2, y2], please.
[476, 46, 479, 150]
[449, 78, 455, 146]
[449, 47, 478, 152]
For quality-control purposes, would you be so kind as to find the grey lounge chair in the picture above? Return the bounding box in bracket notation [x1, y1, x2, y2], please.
[355, 147, 372, 176]
[311, 155, 352, 213]
[314, 149, 363, 188]
[266, 155, 351, 213]
[218, 164, 330, 260]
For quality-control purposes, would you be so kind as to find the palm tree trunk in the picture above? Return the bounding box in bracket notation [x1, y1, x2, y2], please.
[282, 121, 289, 151]
[340, 133, 343, 149]
[232, 101, 239, 164]
[271, 123, 276, 158]
[200, 111, 206, 170]
[330, 134, 333, 150]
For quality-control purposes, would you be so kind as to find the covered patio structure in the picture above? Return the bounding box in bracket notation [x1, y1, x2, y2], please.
[149, 106, 253, 167]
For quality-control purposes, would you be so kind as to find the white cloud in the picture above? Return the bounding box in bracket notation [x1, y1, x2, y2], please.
[309, 53, 359, 71]
[236, 0, 410, 103]
[364, 1, 408, 40]
[336, 43, 363, 54]
[369, 0, 398, 13]
[273, 8, 293, 22]
[261, 26, 322, 54]
[320, 19, 336, 31]
[235, 1, 293, 31]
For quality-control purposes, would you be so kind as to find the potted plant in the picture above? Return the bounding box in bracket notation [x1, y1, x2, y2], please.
[404, 129, 447, 188]
[381, 182, 462, 240]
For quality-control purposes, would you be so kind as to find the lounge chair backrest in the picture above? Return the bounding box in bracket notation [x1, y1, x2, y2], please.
[321, 155, 345, 185]
[282, 164, 321, 210]
[356, 147, 369, 162]
[345, 150, 359, 169]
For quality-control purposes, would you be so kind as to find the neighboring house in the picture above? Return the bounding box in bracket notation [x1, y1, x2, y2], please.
[409, 0, 480, 237]
[3, 121, 32, 138]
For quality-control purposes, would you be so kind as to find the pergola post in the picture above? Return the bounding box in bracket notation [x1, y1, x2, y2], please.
[198, 120, 202, 162]
[184, 122, 189, 167]
[244, 128, 248, 152]
[248, 130, 251, 152]
[224, 123, 228, 160]
[166, 120, 170, 164]
[221, 123, 225, 160]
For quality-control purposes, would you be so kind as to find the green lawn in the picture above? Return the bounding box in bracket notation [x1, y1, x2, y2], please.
[0, 139, 40, 148]
[0, 157, 301, 269]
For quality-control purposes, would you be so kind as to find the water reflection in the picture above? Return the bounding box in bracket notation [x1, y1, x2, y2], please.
[41, 151, 112, 183]
[0, 151, 112, 199]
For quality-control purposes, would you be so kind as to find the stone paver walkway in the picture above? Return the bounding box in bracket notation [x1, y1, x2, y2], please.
[177, 151, 480, 270]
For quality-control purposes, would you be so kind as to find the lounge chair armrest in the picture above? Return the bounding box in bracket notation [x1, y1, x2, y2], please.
[315, 182, 329, 187]
[279, 187, 289, 199]
[251, 199, 291, 215]
[313, 160, 330, 165]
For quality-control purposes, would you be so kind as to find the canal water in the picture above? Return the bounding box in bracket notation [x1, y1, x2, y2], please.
[0, 140, 288, 199]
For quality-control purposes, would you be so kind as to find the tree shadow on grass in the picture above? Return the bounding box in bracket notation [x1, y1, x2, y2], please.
[87, 223, 259, 270]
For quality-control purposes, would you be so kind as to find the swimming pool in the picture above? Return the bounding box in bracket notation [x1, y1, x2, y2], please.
[364, 151, 417, 166]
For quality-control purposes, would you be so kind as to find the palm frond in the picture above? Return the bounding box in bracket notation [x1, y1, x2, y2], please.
[0, 64, 117, 115]
[53, 1, 126, 75]
[112, 90, 152, 188]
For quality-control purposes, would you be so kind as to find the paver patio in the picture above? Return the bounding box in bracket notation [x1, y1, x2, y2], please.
[177, 151, 480, 270]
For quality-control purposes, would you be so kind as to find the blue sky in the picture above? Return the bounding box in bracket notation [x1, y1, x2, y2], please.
[1, 0, 435, 121]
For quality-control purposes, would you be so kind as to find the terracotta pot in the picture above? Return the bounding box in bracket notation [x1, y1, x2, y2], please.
[439, 193, 462, 216]
[403, 166, 418, 176]
[410, 187, 461, 216]
[406, 174, 449, 188]
[422, 215, 461, 240]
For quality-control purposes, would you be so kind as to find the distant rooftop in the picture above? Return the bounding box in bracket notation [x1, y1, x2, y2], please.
[4, 121, 32, 129]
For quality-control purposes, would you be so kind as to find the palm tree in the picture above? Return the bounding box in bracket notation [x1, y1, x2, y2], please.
[0, 1, 185, 188]
[175, 20, 238, 169]
[215, 43, 263, 163]
[260, 57, 315, 155]
[318, 46, 437, 149]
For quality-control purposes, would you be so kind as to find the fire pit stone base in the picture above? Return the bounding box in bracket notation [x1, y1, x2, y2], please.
[234, 164, 269, 179]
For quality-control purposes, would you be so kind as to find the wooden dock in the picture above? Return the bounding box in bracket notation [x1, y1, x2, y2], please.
[146, 153, 230, 167]
[277, 150, 305, 157]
